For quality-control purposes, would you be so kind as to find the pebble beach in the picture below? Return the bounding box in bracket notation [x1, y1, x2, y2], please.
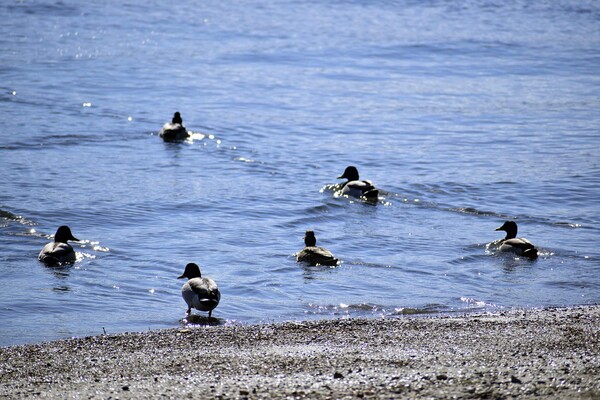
[1, 306, 598, 399]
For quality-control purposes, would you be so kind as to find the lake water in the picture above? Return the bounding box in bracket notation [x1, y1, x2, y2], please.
[1, 0, 599, 347]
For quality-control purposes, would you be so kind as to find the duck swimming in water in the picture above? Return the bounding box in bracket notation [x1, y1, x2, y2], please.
[296, 230, 339, 267]
[159, 112, 189, 141]
[336, 166, 379, 200]
[178, 263, 221, 317]
[494, 221, 538, 259]
[38, 226, 80, 266]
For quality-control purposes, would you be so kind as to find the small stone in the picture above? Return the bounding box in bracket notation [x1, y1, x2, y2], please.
[122, 385, 130, 391]
[334, 372, 344, 379]
[511, 375, 522, 384]
[436, 374, 448, 380]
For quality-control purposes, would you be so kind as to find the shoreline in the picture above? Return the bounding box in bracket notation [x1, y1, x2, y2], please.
[1, 306, 598, 399]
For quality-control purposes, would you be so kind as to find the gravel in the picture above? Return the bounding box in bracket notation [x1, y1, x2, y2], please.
[1, 306, 598, 399]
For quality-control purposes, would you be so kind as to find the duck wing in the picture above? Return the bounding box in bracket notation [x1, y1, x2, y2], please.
[189, 278, 221, 309]
[500, 238, 538, 259]
[345, 180, 373, 192]
[159, 123, 189, 141]
[297, 246, 339, 266]
[339, 180, 379, 199]
[38, 242, 76, 265]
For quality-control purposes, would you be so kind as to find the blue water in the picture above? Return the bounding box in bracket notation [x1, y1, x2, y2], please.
[1, 0, 599, 347]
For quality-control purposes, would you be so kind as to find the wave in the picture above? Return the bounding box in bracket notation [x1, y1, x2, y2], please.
[319, 180, 589, 231]
[304, 301, 490, 319]
[0, 207, 36, 227]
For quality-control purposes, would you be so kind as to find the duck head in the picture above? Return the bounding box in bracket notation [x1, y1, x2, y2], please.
[495, 221, 518, 239]
[337, 166, 360, 182]
[178, 262, 202, 279]
[54, 226, 79, 243]
[172, 112, 183, 125]
[304, 230, 317, 247]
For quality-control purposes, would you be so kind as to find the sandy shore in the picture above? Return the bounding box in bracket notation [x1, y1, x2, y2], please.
[1, 306, 598, 399]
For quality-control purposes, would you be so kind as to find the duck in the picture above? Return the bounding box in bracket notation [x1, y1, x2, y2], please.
[494, 221, 538, 259]
[159, 112, 189, 141]
[336, 166, 379, 200]
[38, 226, 80, 266]
[296, 230, 339, 267]
[178, 263, 220, 317]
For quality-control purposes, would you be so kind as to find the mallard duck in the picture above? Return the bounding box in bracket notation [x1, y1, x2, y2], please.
[178, 263, 220, 317]
[494, 221, 538, 259]
[38, 226, 79, 266]
[336, 166, 379, 200]
[296, 230, 339, 266]
[159, 112, 189, 141]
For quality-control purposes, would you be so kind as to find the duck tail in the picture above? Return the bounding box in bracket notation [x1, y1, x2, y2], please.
[319, 257, 339, 267]
[522, 248, 538, 259]
[39, 254, 60, 266]
[363, 188, 379, 200]
[199, 299, 219, 309]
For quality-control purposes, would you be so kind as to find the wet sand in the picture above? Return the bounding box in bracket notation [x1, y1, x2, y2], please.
[1, 306, 598, 399]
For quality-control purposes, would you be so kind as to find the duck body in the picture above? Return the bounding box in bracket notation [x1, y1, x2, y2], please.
[494, 221, 538, 259]
[38, 226, 79, 266]
[178, 263, 220, 317]
[296, 230, 339, 267]
[159, 112, 189, 141]
[498, 238, 538, 258]
[336, 166, 379, 200]
[296, 246, 339, 267]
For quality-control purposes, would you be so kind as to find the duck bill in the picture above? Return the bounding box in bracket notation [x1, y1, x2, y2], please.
[70, 235, 80, 241]
[177, 274, 185, 279]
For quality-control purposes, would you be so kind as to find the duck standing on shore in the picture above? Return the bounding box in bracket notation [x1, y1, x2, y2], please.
[38, 226, 80, 266]
[494, 221, 538, 259]
[178, 263, 220, 317]
[159, 112, 189, 141]
[336, 166, 379, 200]
[296, 230, 339, 267]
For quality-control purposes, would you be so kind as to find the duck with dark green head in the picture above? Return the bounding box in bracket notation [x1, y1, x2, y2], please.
[336, 166, 379, 200]
[178, 263, 220, 317]
[38, 226, 80, 266]
[494, 221, 538, 259]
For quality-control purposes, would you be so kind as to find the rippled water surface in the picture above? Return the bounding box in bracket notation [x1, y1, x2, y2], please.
[1, 0, 599, 347]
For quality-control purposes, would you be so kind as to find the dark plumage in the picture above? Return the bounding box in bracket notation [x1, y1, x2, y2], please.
[296, 230, 339, 267]
[38, 226, 80, 266]
[178, 263, 220, 317]
[336, 166, 379, 200]
[171, 112, 183, 125]
[159, 112, 189, 141]
[494, 221, 538, 259]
